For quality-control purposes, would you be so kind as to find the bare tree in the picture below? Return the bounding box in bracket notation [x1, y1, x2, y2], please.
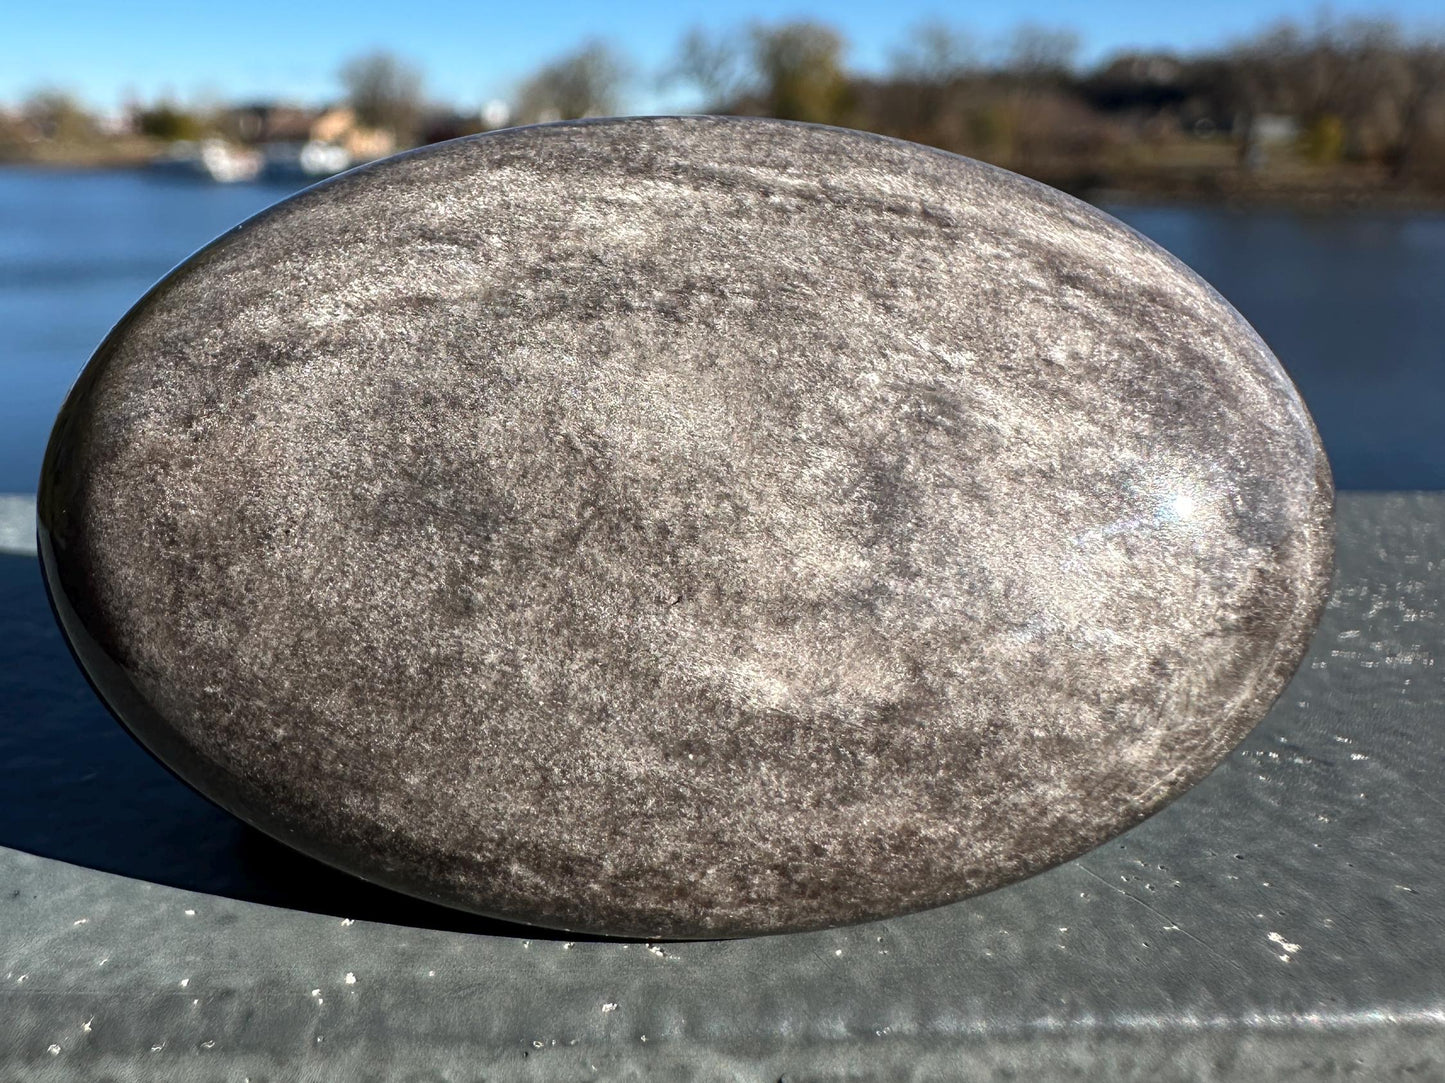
[748, 21, 852, 124]
[1212, 15, 1445, 173]
[883, 20, 980, 141]
[340, 52, 424, 143]
[21, 90, 98, 142]
[890, 19, 978, 83]
[1393, 39, 1445, 179]
[516, 41, 630, 123]
[666, 27, 747, 112]
[1005, 23, 1081, 78]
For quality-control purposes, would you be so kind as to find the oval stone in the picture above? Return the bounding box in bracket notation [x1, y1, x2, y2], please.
[38, 117, 1333, 938]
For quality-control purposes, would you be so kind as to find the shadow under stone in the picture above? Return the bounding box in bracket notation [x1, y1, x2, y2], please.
[0, 552, 616, 941]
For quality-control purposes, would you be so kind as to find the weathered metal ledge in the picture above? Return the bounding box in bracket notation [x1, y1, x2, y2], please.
[2, 492, 1442, 1080]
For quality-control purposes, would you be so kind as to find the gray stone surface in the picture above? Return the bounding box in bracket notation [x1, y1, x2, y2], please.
[3, 493, 1438, 1081]
[37, 116, 1332, 938]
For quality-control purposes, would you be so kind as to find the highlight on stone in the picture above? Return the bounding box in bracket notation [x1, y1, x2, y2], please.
[37, 116, 1333, 938]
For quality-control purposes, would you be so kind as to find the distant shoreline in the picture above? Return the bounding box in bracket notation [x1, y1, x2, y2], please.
[1082, 183, 1445, 213]
[4, 147, 1444, 212]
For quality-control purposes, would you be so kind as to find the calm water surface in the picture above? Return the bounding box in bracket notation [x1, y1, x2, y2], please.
[2, 166, 1443, 493]
[1103, 202, 1445, 491]
[0, 165, 1442, 926]
[1, 169, 310, 493]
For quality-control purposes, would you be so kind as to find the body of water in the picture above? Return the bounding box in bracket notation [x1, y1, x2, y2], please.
[0, 168, 310, 495]
[0, 164, 1441, 926]
[1103, 201, 1445, 492]
[2, 166, 1443, 495]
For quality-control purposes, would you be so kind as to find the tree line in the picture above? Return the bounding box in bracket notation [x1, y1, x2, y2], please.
[7, 15, 1445, 196]
[301, 15, 1445, 193]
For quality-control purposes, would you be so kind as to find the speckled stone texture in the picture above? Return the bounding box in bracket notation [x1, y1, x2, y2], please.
[38, 116, 1332, 938]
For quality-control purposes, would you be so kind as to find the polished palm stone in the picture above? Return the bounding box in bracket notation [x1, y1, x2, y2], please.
[38, 117, 1333, 939]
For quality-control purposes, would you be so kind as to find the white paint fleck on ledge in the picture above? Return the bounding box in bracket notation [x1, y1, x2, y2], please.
[1268, 931, 1303, 961]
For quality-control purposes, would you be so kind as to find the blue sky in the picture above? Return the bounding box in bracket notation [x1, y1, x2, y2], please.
[4, 0, 1442, 112]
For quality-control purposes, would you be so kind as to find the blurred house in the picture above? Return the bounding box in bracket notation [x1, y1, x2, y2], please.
[1239, 113, 1301, 170]
[308, 106, 395, 160]
[92, 109, 133, 137]
[1250, 114, 1300, 146]
[173, 103, 397, 182]
[258, 107, 393, 181]
[227, 103, 315, 144]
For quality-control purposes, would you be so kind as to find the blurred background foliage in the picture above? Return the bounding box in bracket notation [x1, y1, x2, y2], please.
[3, 13, 1445, 201]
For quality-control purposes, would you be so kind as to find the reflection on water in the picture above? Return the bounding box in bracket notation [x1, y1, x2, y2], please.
[0, 166, 1441, 925]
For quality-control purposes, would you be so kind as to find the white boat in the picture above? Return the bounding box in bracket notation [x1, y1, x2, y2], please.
[262, 140, 353, 181]
[152, 139, 263, 183]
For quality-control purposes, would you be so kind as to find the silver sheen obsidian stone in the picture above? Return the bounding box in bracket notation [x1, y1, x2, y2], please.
[38, 117, 1333, 938]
